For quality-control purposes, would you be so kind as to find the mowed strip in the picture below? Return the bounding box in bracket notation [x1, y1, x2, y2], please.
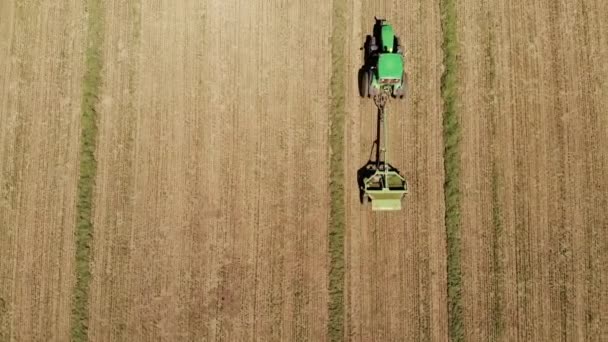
[343, 1, 447, 341]
[328, 0, 347, 339]
[439, 0, 464, 340]
[89, 0, 332, 340]
[457, 0, 608, 340]
[71, 0, 104, 340]
[0, 0, 86, 340]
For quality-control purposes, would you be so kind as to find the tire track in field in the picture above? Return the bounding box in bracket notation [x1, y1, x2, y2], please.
[71, 0, 103, 340]
[328, 0, 347, 339]
[546, 2, 574, 339]
[482, 5, 505, 338]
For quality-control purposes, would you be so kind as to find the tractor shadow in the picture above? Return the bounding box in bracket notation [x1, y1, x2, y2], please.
[360, 34, 375, 67]
[357, 29, 378, 203]
[357, 160, 377, 204]
[357, 34, 375, 98]
[358, 18, 385, 96]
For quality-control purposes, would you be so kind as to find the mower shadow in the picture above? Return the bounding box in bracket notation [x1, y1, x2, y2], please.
[357, 107, 382, 204]
[357, 160, 377, 204]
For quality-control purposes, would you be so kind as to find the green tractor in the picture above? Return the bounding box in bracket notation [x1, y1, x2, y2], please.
[357, 18, 409, 211]
[359, 18, 407, 99]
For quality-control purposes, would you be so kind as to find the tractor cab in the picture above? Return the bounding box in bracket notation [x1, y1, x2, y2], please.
[359, 19, 407, 98]
[375, 20, 397, 52]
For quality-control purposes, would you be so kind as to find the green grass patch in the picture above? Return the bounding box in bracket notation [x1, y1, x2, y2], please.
[327, 0, 347, 340]
[71, 0, 104, 341]
[440, 0, 464, 340]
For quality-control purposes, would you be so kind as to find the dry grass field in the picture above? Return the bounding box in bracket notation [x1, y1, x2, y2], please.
[457, 0, 608, 340]
[0, 0, 607, 341]
[88, 0, 331, 340]
[0, 1, 85, 340]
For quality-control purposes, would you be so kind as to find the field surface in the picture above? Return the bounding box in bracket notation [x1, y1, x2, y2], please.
[0, 1, 85, 340]
[457, 0, 608, 340]
[0, 0, 607, 341]
[88, 0, 331, 340]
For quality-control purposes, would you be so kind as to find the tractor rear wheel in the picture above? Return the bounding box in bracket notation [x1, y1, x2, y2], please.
[399, 72, 408, 99]
[394, 36, 402, 54]
[359, 68, 369, 97]
[369, 79, 378, 97]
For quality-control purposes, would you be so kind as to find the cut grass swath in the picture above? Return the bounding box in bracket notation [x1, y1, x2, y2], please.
[71, 0, 103, 341]
[328, 0, 347, 340]
[440, 0, 464, 340]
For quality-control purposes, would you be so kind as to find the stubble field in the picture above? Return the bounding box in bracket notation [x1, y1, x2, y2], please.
[89, 0, 331, 340]
[0, 1, 85, 340]
[457, 0, 608, 340]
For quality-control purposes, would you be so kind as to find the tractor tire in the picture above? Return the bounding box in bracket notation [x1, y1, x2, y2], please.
[394, 36, 402, 54]
[393, 88, 403, 99]
[358, 68, 369, 97]
[392, 72, 407, 99]
[401, 72, 408, 99]
[368, 36, 378, 54]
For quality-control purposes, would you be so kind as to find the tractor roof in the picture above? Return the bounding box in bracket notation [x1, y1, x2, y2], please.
[377, 53, 403, 80]
[381, 25, 395, 52]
